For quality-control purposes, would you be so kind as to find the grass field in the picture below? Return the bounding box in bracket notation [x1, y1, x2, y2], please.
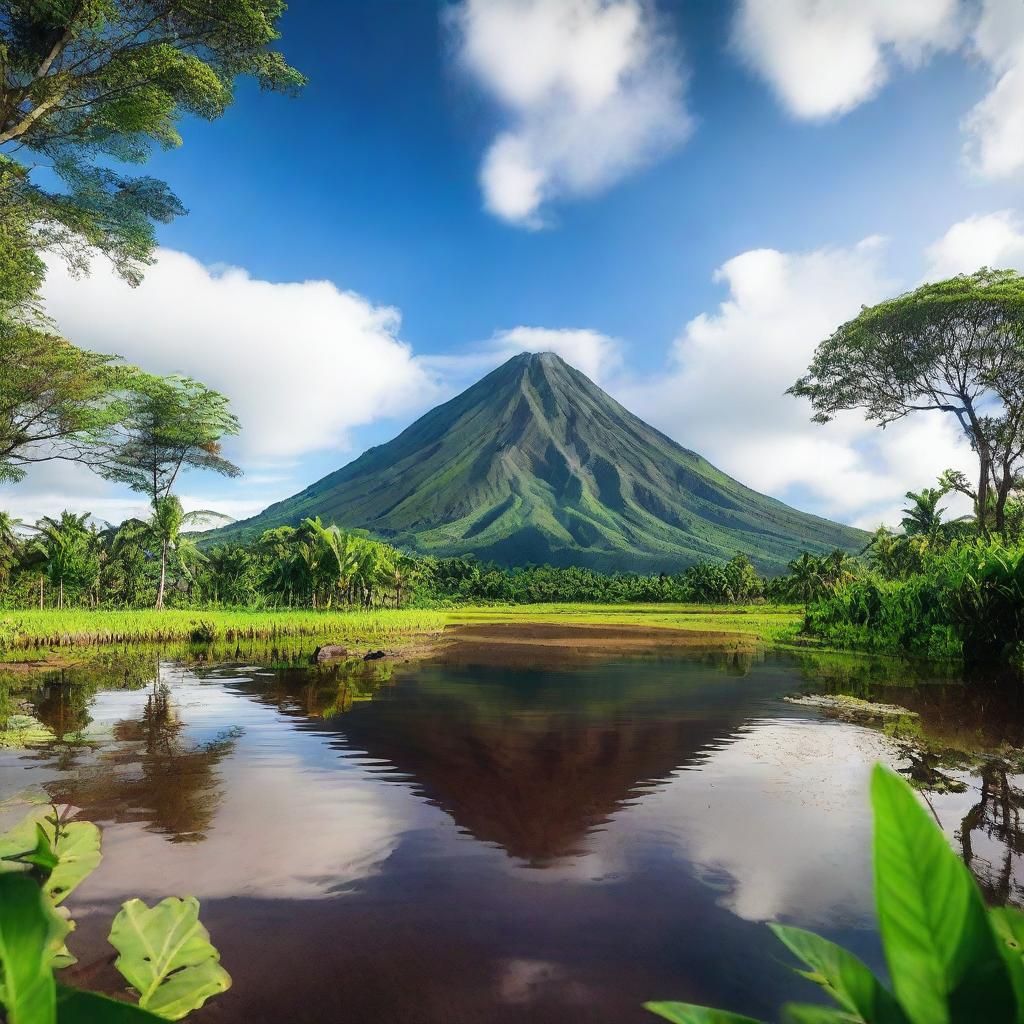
[0, 603, 805, 656]
[0, 608, 447, 651]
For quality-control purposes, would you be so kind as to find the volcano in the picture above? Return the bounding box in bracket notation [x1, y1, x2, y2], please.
[216, 352, 864, 573]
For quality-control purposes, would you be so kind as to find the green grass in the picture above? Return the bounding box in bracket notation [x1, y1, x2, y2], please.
[0, 608, 447, 651]
[0, 602, 805, 658]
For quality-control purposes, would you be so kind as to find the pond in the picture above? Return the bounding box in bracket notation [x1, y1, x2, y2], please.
[1, 625, 1023, 1023]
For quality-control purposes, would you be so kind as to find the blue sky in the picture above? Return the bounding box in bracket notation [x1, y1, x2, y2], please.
[9, 0, 1024, 530]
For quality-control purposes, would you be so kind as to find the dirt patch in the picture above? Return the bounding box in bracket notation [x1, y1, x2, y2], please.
[428, 621, 758, 668]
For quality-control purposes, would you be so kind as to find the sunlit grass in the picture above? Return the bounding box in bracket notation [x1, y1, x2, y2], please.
[0, 608, 447, 651]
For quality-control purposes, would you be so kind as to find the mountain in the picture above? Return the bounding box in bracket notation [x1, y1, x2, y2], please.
[214, 352, 866, 573]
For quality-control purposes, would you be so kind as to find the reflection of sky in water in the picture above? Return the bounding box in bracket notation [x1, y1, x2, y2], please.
[3, 651, 1021, 1024]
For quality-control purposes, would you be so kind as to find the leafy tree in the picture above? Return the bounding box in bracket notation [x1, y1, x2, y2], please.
[0, 320, 136, 482]
[0, 0, 304, 293]
[101, 376, 239, 608]
[791, 269, 1024, 537]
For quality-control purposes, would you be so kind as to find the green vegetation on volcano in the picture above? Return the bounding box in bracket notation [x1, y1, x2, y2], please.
[215, 352, 865, 574]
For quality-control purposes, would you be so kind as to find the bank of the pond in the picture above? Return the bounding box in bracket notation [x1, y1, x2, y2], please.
[447, 602, 805, 646]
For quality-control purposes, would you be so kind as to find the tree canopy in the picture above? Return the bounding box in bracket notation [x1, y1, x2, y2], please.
[0, 316, 139, 481]
[790, 268, 1024, 535]
[0, 0, 304, 292]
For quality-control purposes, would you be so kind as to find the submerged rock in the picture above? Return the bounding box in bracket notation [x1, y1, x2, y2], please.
[364, 650, 387, 661]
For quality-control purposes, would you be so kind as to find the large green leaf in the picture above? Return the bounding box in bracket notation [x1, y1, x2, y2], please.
[108, 896, 230, 1020]
[0, 874, 63, 1024]
[770, 923, 908, 1023]
[781, 1005, 862, 1023]
[0, 812, 101, 905]
[989, 907, 1024, 1023]
[870, 765, 1016, 1024]
[42, 820, 101, 906]
[56, 986, 166, 1022]
[644, 1001, 766, 1023]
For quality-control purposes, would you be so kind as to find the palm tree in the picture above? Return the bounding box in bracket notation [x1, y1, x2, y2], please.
[28, 511, 97, 608]
[149, 497, 228, 609]
[785, 552, 824, 604]
[900, 487, 948, 540]
[0, 511, 22, 588]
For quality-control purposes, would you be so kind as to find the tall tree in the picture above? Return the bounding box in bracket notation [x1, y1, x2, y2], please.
[0, 318, 137, 481]
[102, 375, 239, 608]
[0, 0, 304, 292]
[790, 269, 1024, 536]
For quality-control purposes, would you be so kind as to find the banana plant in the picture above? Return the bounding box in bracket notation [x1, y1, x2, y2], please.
[646, 764, 1024, 1024]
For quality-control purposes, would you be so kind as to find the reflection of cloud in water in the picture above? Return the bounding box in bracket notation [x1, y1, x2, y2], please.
[57, 672, 420, 906]
[531, 717, 897, 928]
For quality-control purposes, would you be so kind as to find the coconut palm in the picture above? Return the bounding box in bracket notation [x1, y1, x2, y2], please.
[785, 552, 825, 604]
[900, 487, 948, 540]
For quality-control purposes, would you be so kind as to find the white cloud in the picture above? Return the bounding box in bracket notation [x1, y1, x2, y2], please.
[615, 236, 976, 527]
[423, 325, 622, 388]
[448, 0, 691, 226]
[731, 0, 962, 120]
[41, 249, 441, 461]
[963, 0, 1024, 179]
[924, 209, 1024, 278]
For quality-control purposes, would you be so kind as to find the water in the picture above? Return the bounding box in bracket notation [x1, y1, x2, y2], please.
[1, 631, 1022, 1023]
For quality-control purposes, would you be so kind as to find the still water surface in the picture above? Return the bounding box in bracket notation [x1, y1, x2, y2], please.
[2, 633, 1022, 1023]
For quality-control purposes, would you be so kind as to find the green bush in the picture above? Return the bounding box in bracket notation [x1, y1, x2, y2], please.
[805, 539, 1024, 667]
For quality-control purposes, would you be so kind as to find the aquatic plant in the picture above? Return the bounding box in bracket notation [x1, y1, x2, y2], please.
[0, 807, 228, 1021]
[645, 763, 1024, 1024]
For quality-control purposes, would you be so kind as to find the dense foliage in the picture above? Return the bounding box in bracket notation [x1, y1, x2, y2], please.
[647, 765, 1024, 1024]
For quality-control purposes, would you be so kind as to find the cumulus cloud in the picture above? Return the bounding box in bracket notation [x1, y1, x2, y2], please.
[424, 325, 622, 388]
[41, 248, 441, 462]
[963, 0, 1024, 179]
[924, 209, 1024, 278]
[447, 0, 691, 226]
[731, 0, 962, 120]
[615, 236, 975, 527]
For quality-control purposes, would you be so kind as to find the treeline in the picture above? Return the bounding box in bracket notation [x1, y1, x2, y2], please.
[0, 503, 855, 610]
[0, 514, 419, 612]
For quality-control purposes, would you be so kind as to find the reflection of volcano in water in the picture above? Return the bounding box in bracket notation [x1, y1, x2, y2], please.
[291, 654, 794, 863]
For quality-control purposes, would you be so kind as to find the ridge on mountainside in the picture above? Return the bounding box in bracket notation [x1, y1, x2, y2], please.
[211, 352, 866, 574]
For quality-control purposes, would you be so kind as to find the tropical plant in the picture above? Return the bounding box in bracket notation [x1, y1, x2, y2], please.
[646, 763, 1024, 1024]
[0, 807, 228, 1022]
[900, 487, 949, 540]
[25, 512, 100, 608]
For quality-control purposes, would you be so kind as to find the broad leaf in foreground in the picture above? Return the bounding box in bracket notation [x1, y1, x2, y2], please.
[770, 923, 908, 1023]
[0, 874, 62, 1024]
[0, 812, 101, 905]
[990, 907, 1024, 1024]
[56, 985, 166, 1022]
[109, 896, 231, 1020]
[871, 764, 1016, 1024]
[644, 1001, 766, 1023]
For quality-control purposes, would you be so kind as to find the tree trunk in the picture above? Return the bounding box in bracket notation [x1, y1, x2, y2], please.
[39, 575, 43, 610]
[156, 540, 168, 610]
[58, 577, 63, 610]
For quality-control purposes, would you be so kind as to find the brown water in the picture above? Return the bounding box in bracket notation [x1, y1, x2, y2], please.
[1, 635, 1022, 1023]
